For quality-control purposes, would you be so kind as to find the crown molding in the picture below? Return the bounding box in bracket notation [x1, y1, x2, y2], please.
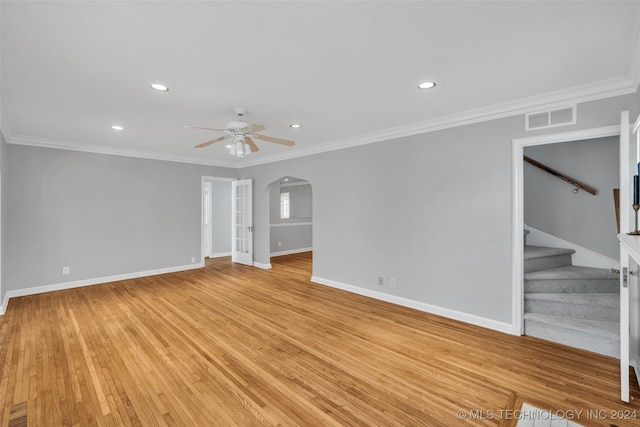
[6, 134, 240, 168]
[625, 6, 640, 91]
[5, 75, 638, 169]
[241, 76, 637, 168]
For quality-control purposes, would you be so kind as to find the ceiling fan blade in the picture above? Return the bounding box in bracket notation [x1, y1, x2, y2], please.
[245, 136, 260, 153]
[194, 135, 230, 148]
[244, 124, 266, 133]
[184, 126, 228, 132]
[253, 133, 295, 147]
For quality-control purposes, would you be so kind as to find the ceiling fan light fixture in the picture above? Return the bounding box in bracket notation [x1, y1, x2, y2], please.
[418, 81, 436, 90]
[150, 83, 169, 92]
[189, 107, 296, 157]
[235, 140, 245, 156]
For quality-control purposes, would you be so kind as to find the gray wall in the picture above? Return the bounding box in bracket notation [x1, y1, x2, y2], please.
[269, 180, 313, 254]
[1, 91, 638, 327]
[524, 136, 619, 259]
[0, 132, 6, 306]
[5, 145, 236, 292]
[210, 180, 232, 255]
[242, 93, 638, 324]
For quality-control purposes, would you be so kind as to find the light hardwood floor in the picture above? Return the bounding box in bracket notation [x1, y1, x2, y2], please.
[1, 252, 639, 426]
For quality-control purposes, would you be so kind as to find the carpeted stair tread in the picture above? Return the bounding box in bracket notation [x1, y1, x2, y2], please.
[524, 246, 575, 260]
[524, 246, 575, 273]
[524, 312, 619, 340]
[524, 292, 619, 307]
[524, 265, 619, 293]
[524, 265, 618, 281]
[522, 244, 621, 357]
[525, 292, 619, 321]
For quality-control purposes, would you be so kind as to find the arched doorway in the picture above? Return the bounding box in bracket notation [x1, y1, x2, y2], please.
[267, 176, 313, 267]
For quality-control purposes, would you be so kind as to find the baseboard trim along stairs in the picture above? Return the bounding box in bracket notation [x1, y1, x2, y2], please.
[523, 245, 620, 358]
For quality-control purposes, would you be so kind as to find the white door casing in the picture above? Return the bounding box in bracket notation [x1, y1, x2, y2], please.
[201, 176, 235, 264]
[512, 125, 622, 335]
[204, 181, 212, 258]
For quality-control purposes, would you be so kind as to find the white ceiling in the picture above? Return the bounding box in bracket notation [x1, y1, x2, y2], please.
[2, 1, 640, 168]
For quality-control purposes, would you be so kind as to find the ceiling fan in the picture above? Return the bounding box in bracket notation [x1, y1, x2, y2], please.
[186, 107, 295, 157]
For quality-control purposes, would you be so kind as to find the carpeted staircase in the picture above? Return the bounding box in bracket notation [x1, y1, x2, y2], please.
[523, 245, 620, 358]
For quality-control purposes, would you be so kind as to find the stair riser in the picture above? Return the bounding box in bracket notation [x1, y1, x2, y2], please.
[524, 319, 619, 358]
[525, 300, 619, 322]
[524, 279, 619, 294]
[524, 254, 573, 273]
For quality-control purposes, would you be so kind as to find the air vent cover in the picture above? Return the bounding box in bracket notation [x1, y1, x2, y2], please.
[526, 105, 575, 131]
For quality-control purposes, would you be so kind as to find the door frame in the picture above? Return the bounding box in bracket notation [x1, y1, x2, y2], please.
[204, 181, 213, 258]
[511, 125, 621, 334]
[267, 176, 314, 263]
[200, 176, 235, 265]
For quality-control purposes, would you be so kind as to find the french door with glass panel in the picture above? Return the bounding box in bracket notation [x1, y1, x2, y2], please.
[232, 179, 253, 266]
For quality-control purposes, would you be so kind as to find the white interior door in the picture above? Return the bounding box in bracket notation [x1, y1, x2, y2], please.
[628, 114, 640, 400]
[232, 179, 253, 266]
[619, 110, 639, 402]
[632, 115, 640, 398]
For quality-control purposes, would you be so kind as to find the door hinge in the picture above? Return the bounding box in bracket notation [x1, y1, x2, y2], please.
[622, 267, 639, 288]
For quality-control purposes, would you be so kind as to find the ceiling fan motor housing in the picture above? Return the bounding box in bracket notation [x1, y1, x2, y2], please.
[227, 120, 249, 130]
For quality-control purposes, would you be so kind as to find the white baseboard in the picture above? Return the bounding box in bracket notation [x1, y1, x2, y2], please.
[631, 357, 640, 395]
[525, 225, 619, 269]
[310, 276, 516, 335]
[270, 247, 313, 257]
[0, 262, 204, 315]
[207, 252, 232, 259]
[253, 262, 272, 269]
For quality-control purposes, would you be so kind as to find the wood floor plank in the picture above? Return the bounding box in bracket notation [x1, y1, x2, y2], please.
[1, 251, 639, 426]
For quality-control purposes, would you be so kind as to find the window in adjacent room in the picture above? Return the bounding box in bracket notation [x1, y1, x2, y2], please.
[280, 192, 290, 219]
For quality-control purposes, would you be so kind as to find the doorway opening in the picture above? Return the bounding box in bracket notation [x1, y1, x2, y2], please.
[267, 176, 313, 271]
[201, 177, 234, 263]
[512, 125, 621, 336]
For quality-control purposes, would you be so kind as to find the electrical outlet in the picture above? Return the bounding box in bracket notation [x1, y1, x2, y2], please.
[278, 241, 282, 247]
[390, 278, 397, 288]
[191, 257, 196, 263]
[62, 266, 70, 275]
[378, 276, 384, 286]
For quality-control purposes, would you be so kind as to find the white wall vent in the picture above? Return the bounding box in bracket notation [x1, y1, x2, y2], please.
[525, 105, 576, 131]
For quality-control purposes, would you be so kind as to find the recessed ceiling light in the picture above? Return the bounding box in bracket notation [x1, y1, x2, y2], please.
[111, 125, 124, 131]
[418, 81, 436, 90]
[150, 83, 169, 92]
[290, 123, 301, 128]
